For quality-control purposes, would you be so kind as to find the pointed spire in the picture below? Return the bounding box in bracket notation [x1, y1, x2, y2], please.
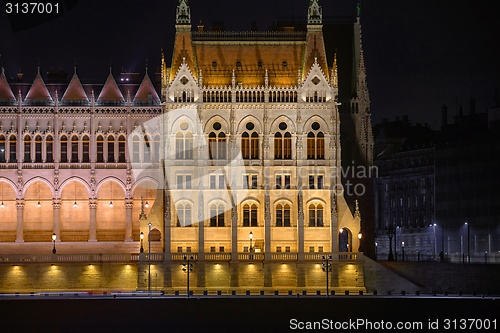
[332, 52, 339, 89]
[133, 72, 160, 106]
[176, 0, 191, 25]
[97, 72, 125, 105]
[25, 70, 53, 105]
[354, 199, 361, 219]
[308, 0, 322, 25]
[232, 69, 236, 88]
[61, 71, 89, 106]
[0, 67, 17, 105]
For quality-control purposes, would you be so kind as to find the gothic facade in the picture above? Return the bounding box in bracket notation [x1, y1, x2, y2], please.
[0, 0, 373, 292]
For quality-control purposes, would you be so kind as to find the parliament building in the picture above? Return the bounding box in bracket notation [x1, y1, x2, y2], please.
[0, 0, 374, 293]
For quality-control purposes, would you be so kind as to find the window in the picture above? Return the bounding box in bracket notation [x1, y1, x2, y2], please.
[242, 123, 259, 160]
[308, 175, 324, 189]
[80, 136, 89, 163]
[308, 204, 324, 227]
[118, 135, 126, 163]
[9, 135, 16, 162]
[0, 135, 5, 163]
[243, 204, 258, 227]
[186, 246, 192, 253]
[210, 204, 225, 227]
[106, 135, 115, 163]
[276, 174, 291, 189]
[132, 136, 140, 163]
[60, 135, 68, 163]
[285, 246, 290, 252]
[219, 246, 225, 252]
[176, 132, 193, 160]
[35, 135, 42, 163]
[276, 246, 282, 252]
[307, 122, 325, 159]
[274, 127, 292, 159]
[210, 246, 216, 252]
[309, 246, 315, 253]
[177, 247, 183, 253]
[23, 135, 31, 162]
[154, 135, 160, 162]
[143, 135, 150, 162]
[96, 135, 104, 163]
[176, 174, 192, 190]
[276, 204, 291, 227]
[176, 203, 192, 227]
[71, 135, 79, 162]
[318, 246, 324, 253]
[243, 174, 258, 189]
[210, 174, 225, 189]
[209, 131, 226, 160]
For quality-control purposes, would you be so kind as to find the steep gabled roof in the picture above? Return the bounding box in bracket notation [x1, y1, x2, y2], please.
[24, 71, 53, 105]
[97, 72, 124, 105]
[61, 72, 89, 105]
[0, 68, 16, 105]
[133, 73, 160, 105]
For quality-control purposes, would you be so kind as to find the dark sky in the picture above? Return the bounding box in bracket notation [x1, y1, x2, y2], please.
[1, 0, 499, 127]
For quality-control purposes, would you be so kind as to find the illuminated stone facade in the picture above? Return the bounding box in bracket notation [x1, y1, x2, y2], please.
[0, 0, 373, 292]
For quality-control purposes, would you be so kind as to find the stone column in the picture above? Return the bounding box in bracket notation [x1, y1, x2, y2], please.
[124, 200, 133, 242]
[15, 200, 24, 243]
[89, 200, 97, 242]
[52, 200, 61, 240]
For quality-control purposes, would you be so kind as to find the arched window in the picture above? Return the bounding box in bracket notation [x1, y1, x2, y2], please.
[0, 135, 5, 163]
[46, 135, 53, 163]
[176, 203, 192, 227]
[276, 203, 291, 227]
[82, 135, 90, 163]
[60, 135, 68, 163]
[132, 136, 140, 163]
[34, 135, 42, 163]
[9, 135, 16, 162]
[107, 135, 115, 162]
[307, 122, 325, 160]
[209, 122, 226, 160]
[242, 132, 250, 159]
[23, 135, 31, 163]
[118, 135, 126, 163]
[242, 126, 259, 160]
[210, 204, 225, 227]
[176, 132, 193, 160]
[71, 135, 79, 162]
[243, 204, 258, 227]
[143, 135, 150, 162]
[96, 135, 104, 163]
[308, 203, 324, 227]
[274, 122, 292, 160]
[251, 132, 259, 159]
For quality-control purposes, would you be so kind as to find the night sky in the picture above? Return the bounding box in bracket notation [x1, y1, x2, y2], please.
[1, 0, 499, 126]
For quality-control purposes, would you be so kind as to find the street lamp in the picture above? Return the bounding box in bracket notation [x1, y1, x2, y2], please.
[402, 241, 405, 261]
[182, 255, 194, 298]
[465, 222, 470, 264]
[52, 233, 57, 254]
[431, 223, 437, 260]
[140, 232, 144, 253]
[357, 228, 362, 252]
[249, 231, 253, 252]
[387, 225, 394, 261]
[322, 255, 332, 297]
[148, 222, 152, 297]
[375, 242, 378, 260]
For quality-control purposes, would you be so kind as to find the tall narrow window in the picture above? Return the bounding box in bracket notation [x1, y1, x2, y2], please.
[243, 204, 258, 227]
[209, 132, 217, 159]
[242, 132, 250, 159]
[71, 135, 79, 162]
[276, 204, 291, 227]
[46, 135, 53, 163]
[132, 136, 140, 163]
[177, 203, 192, 227]
[274, 133, 282, 159]
[176, 133, 183, 159]
[210, 204, 225, 227]
[209, 122, 226, 160]
[35, 135, 42, 163]
[185, 132, 193, 159]
[23, 135, 31, 163]
[118, 135, 126, 163]
[143, 135, 150, 162]
[317, 132, 325, 159]
[309, 204, 324, 227]
[307, 123, 325, 160]
[0, 135, 5, 163]
[218, 133, 226, 159]
[153, 135, 160, 162]
[107, 135, 115, 162]
[176, 132, 194, 160]
[82, 135, 90, 163]
[96, 135, 104, 163]
[60, 135, 68, 163]
[307, 132, 315, 159]
[283, 132, 292, 159]
[9, 135, 16, 162]
[251, 132, 259, 159]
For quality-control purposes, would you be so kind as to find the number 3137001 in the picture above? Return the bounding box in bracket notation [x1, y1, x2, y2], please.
[6, 2, 59, 14]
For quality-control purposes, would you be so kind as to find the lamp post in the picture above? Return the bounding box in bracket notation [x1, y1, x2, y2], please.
[249, 231, 253, 252]
[387, 225, 394, 261]
[402, 241, 405, 261]
[52, 233, 57, 254]
[357, 229, 362, 252]
[465, 222, 470, 264]
[375, 242, 378, 260]
[182, 255, 194, 298]
[322, 255, 332, 297]
[431, 223, 437, 260]
[140, 232, 144, 253]
[148, 222, 152, 297]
